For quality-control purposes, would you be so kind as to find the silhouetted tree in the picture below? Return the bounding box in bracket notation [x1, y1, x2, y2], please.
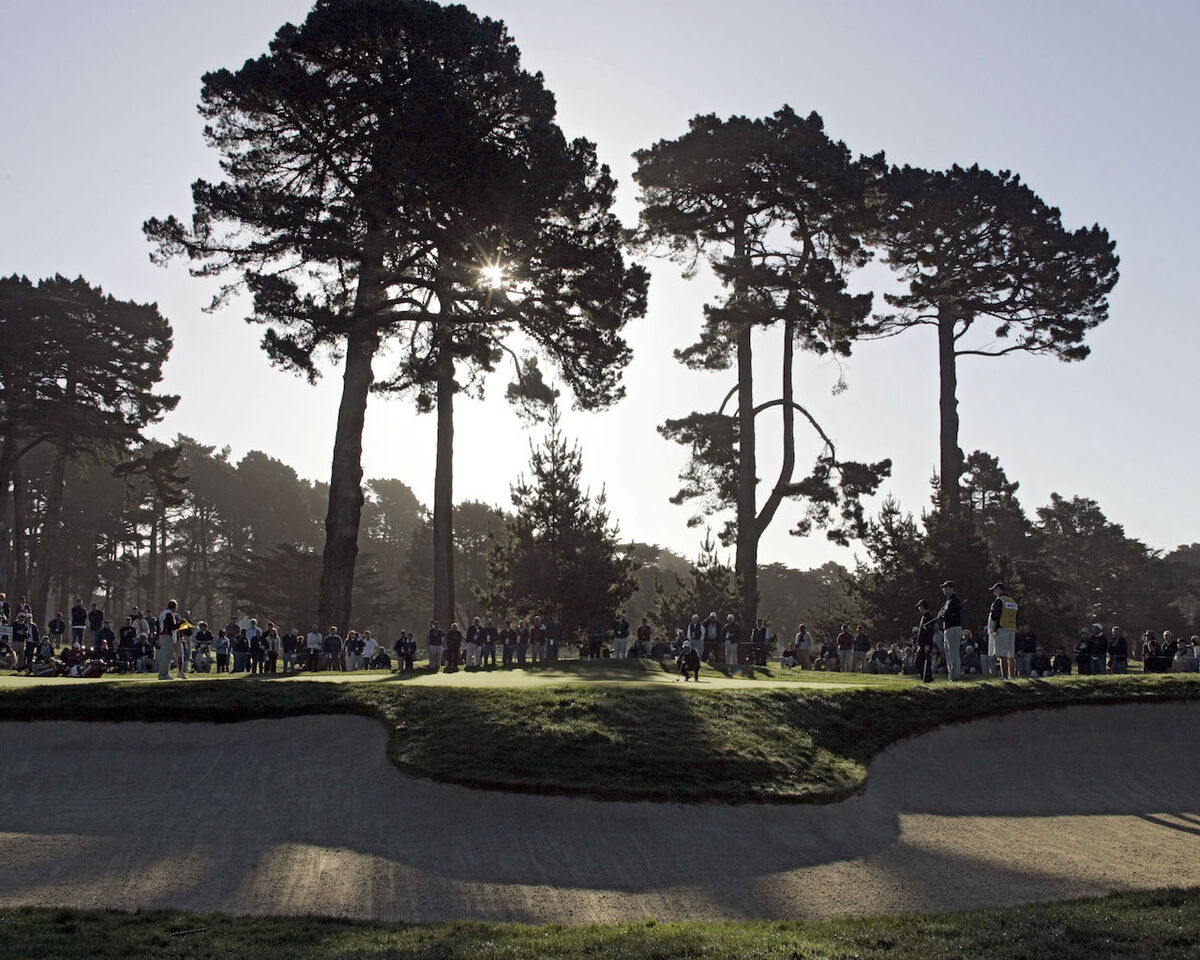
[146, 0, 645, 634]
[482, 408, 637, 641]
[0, 274, 176, 612]
[634, 107, 889, 623]
[868, 164, 1119, 513]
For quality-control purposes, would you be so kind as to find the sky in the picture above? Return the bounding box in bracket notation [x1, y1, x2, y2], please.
[3, 0, 1199, 571]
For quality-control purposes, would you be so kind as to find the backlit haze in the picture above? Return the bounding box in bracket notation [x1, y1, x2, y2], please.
[3, 0, 1197, 569]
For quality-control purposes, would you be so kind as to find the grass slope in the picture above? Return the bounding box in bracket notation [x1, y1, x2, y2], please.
[1, 669, 1198, 803]
[3, 888, 1200, 959]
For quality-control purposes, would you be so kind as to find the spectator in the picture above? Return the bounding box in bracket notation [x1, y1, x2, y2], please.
[794, 623, 813, 670]
[751, 618, 768, 667]
[530, 617, 547, 665]
[835, 624, 853, 673]
[721, 614, 741, 671]
[70, 600, 88, 645]
[1108, 627, 1129, 674]
[465, 618, 483, 668]
[1052, 647, 1073, 675]
[1030, 645, 1053, 677]
[427, 620, 444, 670]
[501, 621, 517, 668]
[851, 625, 871, 672]
[611, 612, 630, 658]
[702, 611, 721, 663]
[482, 619, 498, 667]
[636, 617, 653, 658]
[233, 629, 251, 673]
[322, 626, 342, 671]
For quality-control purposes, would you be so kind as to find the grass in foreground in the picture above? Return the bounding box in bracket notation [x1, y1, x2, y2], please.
[3, 888, 1199, 959]
[1, 670, 1198, 803]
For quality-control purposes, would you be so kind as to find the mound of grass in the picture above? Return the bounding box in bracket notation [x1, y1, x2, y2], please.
[3, 887, 1199, 959]
[1, 672, 1198, 803]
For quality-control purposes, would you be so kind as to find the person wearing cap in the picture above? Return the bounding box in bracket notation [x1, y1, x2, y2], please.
[721, 614, 741, 671]
[986, 583, 1018, 679]
[934, 581, 963, 681]
[677, 639, 701, 681]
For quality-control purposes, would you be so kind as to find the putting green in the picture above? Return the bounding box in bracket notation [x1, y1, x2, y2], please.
[0, 657, 910, 691]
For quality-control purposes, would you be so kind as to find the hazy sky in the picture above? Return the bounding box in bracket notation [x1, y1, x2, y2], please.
[3, 0, 1198, 570]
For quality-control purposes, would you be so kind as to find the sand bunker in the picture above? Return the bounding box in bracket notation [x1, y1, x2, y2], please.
[1, 701, 1197, 923]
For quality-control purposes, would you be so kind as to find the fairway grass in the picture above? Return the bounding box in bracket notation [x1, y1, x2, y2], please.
[2, 665, 1198, 803]
[3, 888, 1200, 959]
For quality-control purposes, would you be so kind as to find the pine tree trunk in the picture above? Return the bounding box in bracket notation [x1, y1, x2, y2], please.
[148, 516, 158, 605]
[317, 326, 380, 634]
[432, 323, 456, 628]
[32, 445, 68, 621]
[11, 458, 28, 600]
[316, 230, 386, 635]
[937, 307, 962, 515]
[731, 222, 759, 627]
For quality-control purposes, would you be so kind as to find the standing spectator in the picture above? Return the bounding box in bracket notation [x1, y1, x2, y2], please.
[344, 630, 362, 670]
[987, 583, 1018, 679]
[1108, 626, 1129, 674]
[305, 626, 322, 671]
[611, 612, 630, 658]
[835, 624, 853, 673]
[87, 604, 104, 647]
[445, 622, 463, 669]
[15, 614, 38, 673]
[501, 621, 516, 668]
[702, 612, 721, 663]
[281, 628, 298, 674]
[264, 624, 280, 673]
[395, 631, 415, 672]
[322, 626, 343, 671]
[934, 581, 964, 682]
[914, 601, 937, 682]
[545, 618, 563, 662]
[721, 614, 741, 671]
[465, 618, 483, 668]
[48, 612, 66, 647]
[636, 617, 653, 658]
[686, 614, 704, 657]
[249, 629, 267, 674]
[96, 619, 116, 654]
[584, 620, 603, 659]
[482, 618, 498, 667]
[751, 618, 769, 667]
[851, 625, 872, 673]
[233, 629, 251, 673]
[213, 628, 231, 673]
[517, 620, 530, 665]
[70, 601, 88, 645]
[362, 631, 378, 669]
[794, 623, 814, 670]
[426, 620, 444, 670]
[530, 616, 548, 665]
[1088, 623, 1107, 676]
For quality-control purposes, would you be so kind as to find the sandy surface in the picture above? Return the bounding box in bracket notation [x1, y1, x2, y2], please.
[1, 702, 1198, 923]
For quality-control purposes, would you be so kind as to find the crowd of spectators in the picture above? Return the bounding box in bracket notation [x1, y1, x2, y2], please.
[4, 588, 1200, 681]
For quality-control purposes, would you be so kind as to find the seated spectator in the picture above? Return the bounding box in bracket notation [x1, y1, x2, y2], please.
[650, 639, 671, 662]
[1030, 645, 1053, 677]
[780, 644, 798, 669]
[815, 639, 840, 671]
[0, 638, 16, 670]
[1052, 647, 1073, 675]
[961, 643, 982, 675]
[1143, 638, 1172, 673]
[866, 642, 899, 674]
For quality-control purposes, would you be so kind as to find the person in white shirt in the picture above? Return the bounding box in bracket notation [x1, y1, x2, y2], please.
[157, 600, 185, 680]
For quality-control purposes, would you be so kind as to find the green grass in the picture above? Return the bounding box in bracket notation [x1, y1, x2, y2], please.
[3, 887, 1200, 959]
[2, 667, 1199, 803]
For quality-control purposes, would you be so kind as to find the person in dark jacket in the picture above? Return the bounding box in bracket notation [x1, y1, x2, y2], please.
[1108, 626, 1129, 674]
[677, 640, 701, 681]
[934, 581, 963, 682]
